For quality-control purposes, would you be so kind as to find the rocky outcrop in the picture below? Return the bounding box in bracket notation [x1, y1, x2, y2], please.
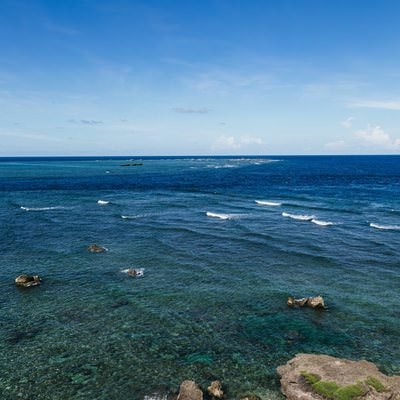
[277, 354, 400, 400]
[177, 381, 203, 400]
[207, 380, 224, 398]
[15, 274, 41, 287]
[87, 244, 107, 253]
[287, 296, 325, 309]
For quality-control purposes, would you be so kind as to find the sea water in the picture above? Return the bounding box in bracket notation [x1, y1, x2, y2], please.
[0, 156, 399, 400]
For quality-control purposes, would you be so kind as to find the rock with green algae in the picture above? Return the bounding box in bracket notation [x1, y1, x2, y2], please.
[277, 354, 400, 400]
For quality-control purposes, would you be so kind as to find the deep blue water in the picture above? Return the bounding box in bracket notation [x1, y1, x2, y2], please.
[0, 156, 399, 400]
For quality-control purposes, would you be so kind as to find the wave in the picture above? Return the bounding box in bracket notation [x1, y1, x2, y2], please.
[282, 212, 315, 221]
[311, 219, 336, 226]
[255, 200, 282, 207]
[97, 200, 110, 205]
[208, 164, 237, 169]
[20, 206, 63, 211]
[121, 215, 141, 219]
[206, 211, 236, 220]
[370, 223, 400, 231]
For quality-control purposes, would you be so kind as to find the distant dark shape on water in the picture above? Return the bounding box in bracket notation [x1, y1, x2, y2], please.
[120, 162, 143, 167]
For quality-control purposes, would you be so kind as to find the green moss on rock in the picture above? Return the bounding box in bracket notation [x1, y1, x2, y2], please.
[301, 371, 321, 385]
[365, 376, 385, 392]
[301, 371, 369, 400]
[312, 381, 340, 398]
[334, 383, 366, 400]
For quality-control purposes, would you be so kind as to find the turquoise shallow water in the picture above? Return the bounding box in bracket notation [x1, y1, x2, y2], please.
[0, 156, 399, 399]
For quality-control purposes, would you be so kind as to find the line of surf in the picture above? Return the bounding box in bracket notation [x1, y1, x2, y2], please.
[206, 211, 237, 220]
[282, 212, 315, 221]
[370, 223, 400, 231]
[255, 200, 282, 207]
[20, 206, 64, 211]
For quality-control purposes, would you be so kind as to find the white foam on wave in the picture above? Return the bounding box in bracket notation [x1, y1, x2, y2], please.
[121, 268, 144, 276]
[20, 206, 63, 211]
[370, 223, 400, 231]
[207, 164, 237, 169]
[282, 212, 315, 221]
[256, 200, 282, 207]
[97, 200, 110, 205]
[311, 219, 336, 226]
[121, 215, 141, 219]
[206, 211, 236, 220]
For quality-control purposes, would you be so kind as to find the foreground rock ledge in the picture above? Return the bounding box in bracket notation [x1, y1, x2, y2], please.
[277, 354, 400, 400]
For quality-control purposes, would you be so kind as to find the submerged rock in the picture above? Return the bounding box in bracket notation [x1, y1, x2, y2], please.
[177, 380, 203, 400]
[287, 296, 325, 309]
[87, 244, 107, 253]
[239, 396, 261, 400]
[15, 274, 41, 288]
[207, 380, 224, 398]
[121, 268, 144, 277]
[277, 353, 400, 400]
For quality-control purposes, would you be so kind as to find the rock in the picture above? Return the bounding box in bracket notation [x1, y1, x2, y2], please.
[15, 274, 41, 288]
[121, 268, 144, 277]
[207, 380, 224, 398]
[87, 244, 107, 253]
[287, 296, 325, 309]
[277, 353, 400, 400]
[306, 295, 325, 309]
[287, 297, 308, 307]
[177, 380, 203, 400]
[240, 396, 261, 400]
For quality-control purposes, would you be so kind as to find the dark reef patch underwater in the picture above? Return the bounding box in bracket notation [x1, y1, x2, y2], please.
[0, 156, 399, 399]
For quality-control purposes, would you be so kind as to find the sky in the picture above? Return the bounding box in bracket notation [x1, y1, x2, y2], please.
[1, 0, 400, 156]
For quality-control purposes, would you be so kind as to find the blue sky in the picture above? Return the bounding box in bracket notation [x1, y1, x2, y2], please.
[1, 0, 400, 155]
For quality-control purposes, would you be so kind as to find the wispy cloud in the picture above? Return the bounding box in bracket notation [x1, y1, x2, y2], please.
[212, 135, 264, 151]
[350, 100, 400, 110]
[0, 129, 64, 142]
[68, 119, 103, 125]
[325, 139, 347, 150]
[184, 69, 279, 95]
[45, 22, 79, 36]
[341, 117, 354, 129]
[172, 107, 210, 114]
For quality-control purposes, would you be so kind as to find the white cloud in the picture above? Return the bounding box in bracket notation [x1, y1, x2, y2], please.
[172, 107, 210, 114]
[355, 125, 400, 149]
[351, 100, 400, 110]
[341, 117, 354, 129]
[325, 140, 347, 150]
[212, 135, 264, 151]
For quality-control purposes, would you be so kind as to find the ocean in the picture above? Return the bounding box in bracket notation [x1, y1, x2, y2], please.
[0, 155, 399, 400]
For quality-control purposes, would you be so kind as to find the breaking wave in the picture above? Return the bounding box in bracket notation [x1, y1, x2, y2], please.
[206, 212, 236, 220]
[97, 200, 110, 205]
[311, 219, 336, 226]
[255, 200, 282, 207]
[121, 268, 145, 277]
[20, 206, 64, 211]
[370, 223, 400, 231]
[282, 212, 315, 221]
